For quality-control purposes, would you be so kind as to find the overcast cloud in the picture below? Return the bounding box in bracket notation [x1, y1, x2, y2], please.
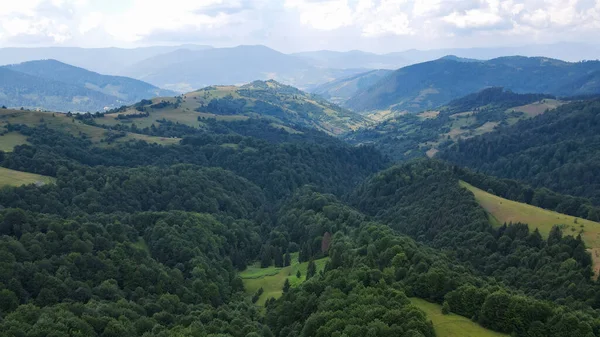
[0, 0, 599, 53]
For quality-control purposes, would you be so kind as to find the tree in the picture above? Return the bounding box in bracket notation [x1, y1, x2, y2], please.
[442, 301, 450, 315]
[282, 279, 290, 293]
[306, 260, 316, 279]
[284, 251, 291, 267]
[321, 232, 332, 253]
[296, 270, 301, 279]
[260, 245, 272, 268]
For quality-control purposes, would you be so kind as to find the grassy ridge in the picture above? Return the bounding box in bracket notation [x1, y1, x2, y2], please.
[461, 181, 600, 276]
[0, 167, 55, 187]
[0, 109, 180, 147]
[410, 298, 507, 337]
[240, 254, 328, 306]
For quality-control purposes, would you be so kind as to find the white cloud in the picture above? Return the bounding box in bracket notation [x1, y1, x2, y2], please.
[0, 0, 598, 52]
[443, 9, 504, 28]
[284, 0, 354, 30]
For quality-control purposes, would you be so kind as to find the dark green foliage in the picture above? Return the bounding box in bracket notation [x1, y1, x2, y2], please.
[4, 104, 600, 337]
[439, 99, 600, 204]
[352, 160, 597, 306]
[306, 260, 316, 279]
[346, 88, 557, 161]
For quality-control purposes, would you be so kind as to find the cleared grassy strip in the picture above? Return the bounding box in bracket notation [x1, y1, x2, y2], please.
[0, 132, 29, 151]
[0, 167, 55, 187]
[461, 180, 600, 276]
[410, 298, 507, 337]
[240, 254, 328, 306]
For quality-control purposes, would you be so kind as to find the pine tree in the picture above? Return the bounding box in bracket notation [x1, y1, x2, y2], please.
[283, 279, 290, 293]
[306, 260, 316, 279]
[260, 245, 272, 268]
[284, 252, 291, 267]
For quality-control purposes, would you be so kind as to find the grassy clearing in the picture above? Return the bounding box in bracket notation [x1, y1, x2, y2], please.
[510, 99, 563, 118]
[410, 298, 507, 337]
[240, 253, 328, 306]
[461, 181, 600, 276]
[0, 167, 55, 187]
[0, 132, 29, 151]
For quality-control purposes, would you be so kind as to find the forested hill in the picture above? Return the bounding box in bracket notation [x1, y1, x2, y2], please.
[345, 56, 600, 112]
[438, 98, 600, 204]
[0, 60, 175, 112]
[345, 87, 560, 161]
[1, 110, 600, 335]
[87, 80, 367, 136]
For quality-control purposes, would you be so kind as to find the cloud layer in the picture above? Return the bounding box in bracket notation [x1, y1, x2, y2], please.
[0, 0, 598, 52]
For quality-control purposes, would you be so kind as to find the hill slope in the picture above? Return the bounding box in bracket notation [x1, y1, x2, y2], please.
[120, 45, 366, 92]
[1, 60, 175, 112]
[93, 80, 368, 135]
[439, 98, 600, 203]
[311, 69, 393, 105]
[345, 88, 559, 160]
[346, 56, 600, 112]
[6, 60, 175, 102]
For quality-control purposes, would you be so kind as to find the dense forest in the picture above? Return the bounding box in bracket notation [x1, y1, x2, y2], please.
[3, 93, 600, 336]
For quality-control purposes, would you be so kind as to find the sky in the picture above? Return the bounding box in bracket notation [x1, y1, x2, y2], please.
[0, 0, 599, 53]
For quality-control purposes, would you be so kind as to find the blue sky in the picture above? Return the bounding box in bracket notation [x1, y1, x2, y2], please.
[0, 0, 599, 53]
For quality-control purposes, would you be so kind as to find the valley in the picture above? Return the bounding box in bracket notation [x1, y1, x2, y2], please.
[2, 38, 600, 337]
[240, 254, 328, 306]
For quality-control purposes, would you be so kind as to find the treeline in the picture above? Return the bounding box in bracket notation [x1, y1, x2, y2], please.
[351, 160, 598, 308]
[3, 124, 386, 201]
[455, 166, 600, 221]
[266, 190, 600, 336]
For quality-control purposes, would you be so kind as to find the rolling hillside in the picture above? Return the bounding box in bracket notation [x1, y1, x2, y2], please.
[311, 69, 393, 105]
[0, 108, 179, 149]
[439, 98, 600, 203]
[461, 181, 600, 277]
[1, 60, 175, 112]
[120, 45, 366, 93]
[91, 80, 368, 136]
[346, 56, 600, 113]
[345, 88, 561, 160]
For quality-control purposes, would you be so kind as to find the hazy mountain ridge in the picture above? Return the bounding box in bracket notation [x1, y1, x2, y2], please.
[0, 45, 213, 75]
[0, 60, 176, 112]
[119, 45, 367, 93]
[311, 69, 393, 105]
[346, 56, 600, 112]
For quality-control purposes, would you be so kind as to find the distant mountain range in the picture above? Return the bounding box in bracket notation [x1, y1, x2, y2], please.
[119, 45, 367, 93]
[345, 56, 600, 113]
[0, 45, 212, 75]
[0, 60, 175, 112]
[1, 42, 597, 95]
